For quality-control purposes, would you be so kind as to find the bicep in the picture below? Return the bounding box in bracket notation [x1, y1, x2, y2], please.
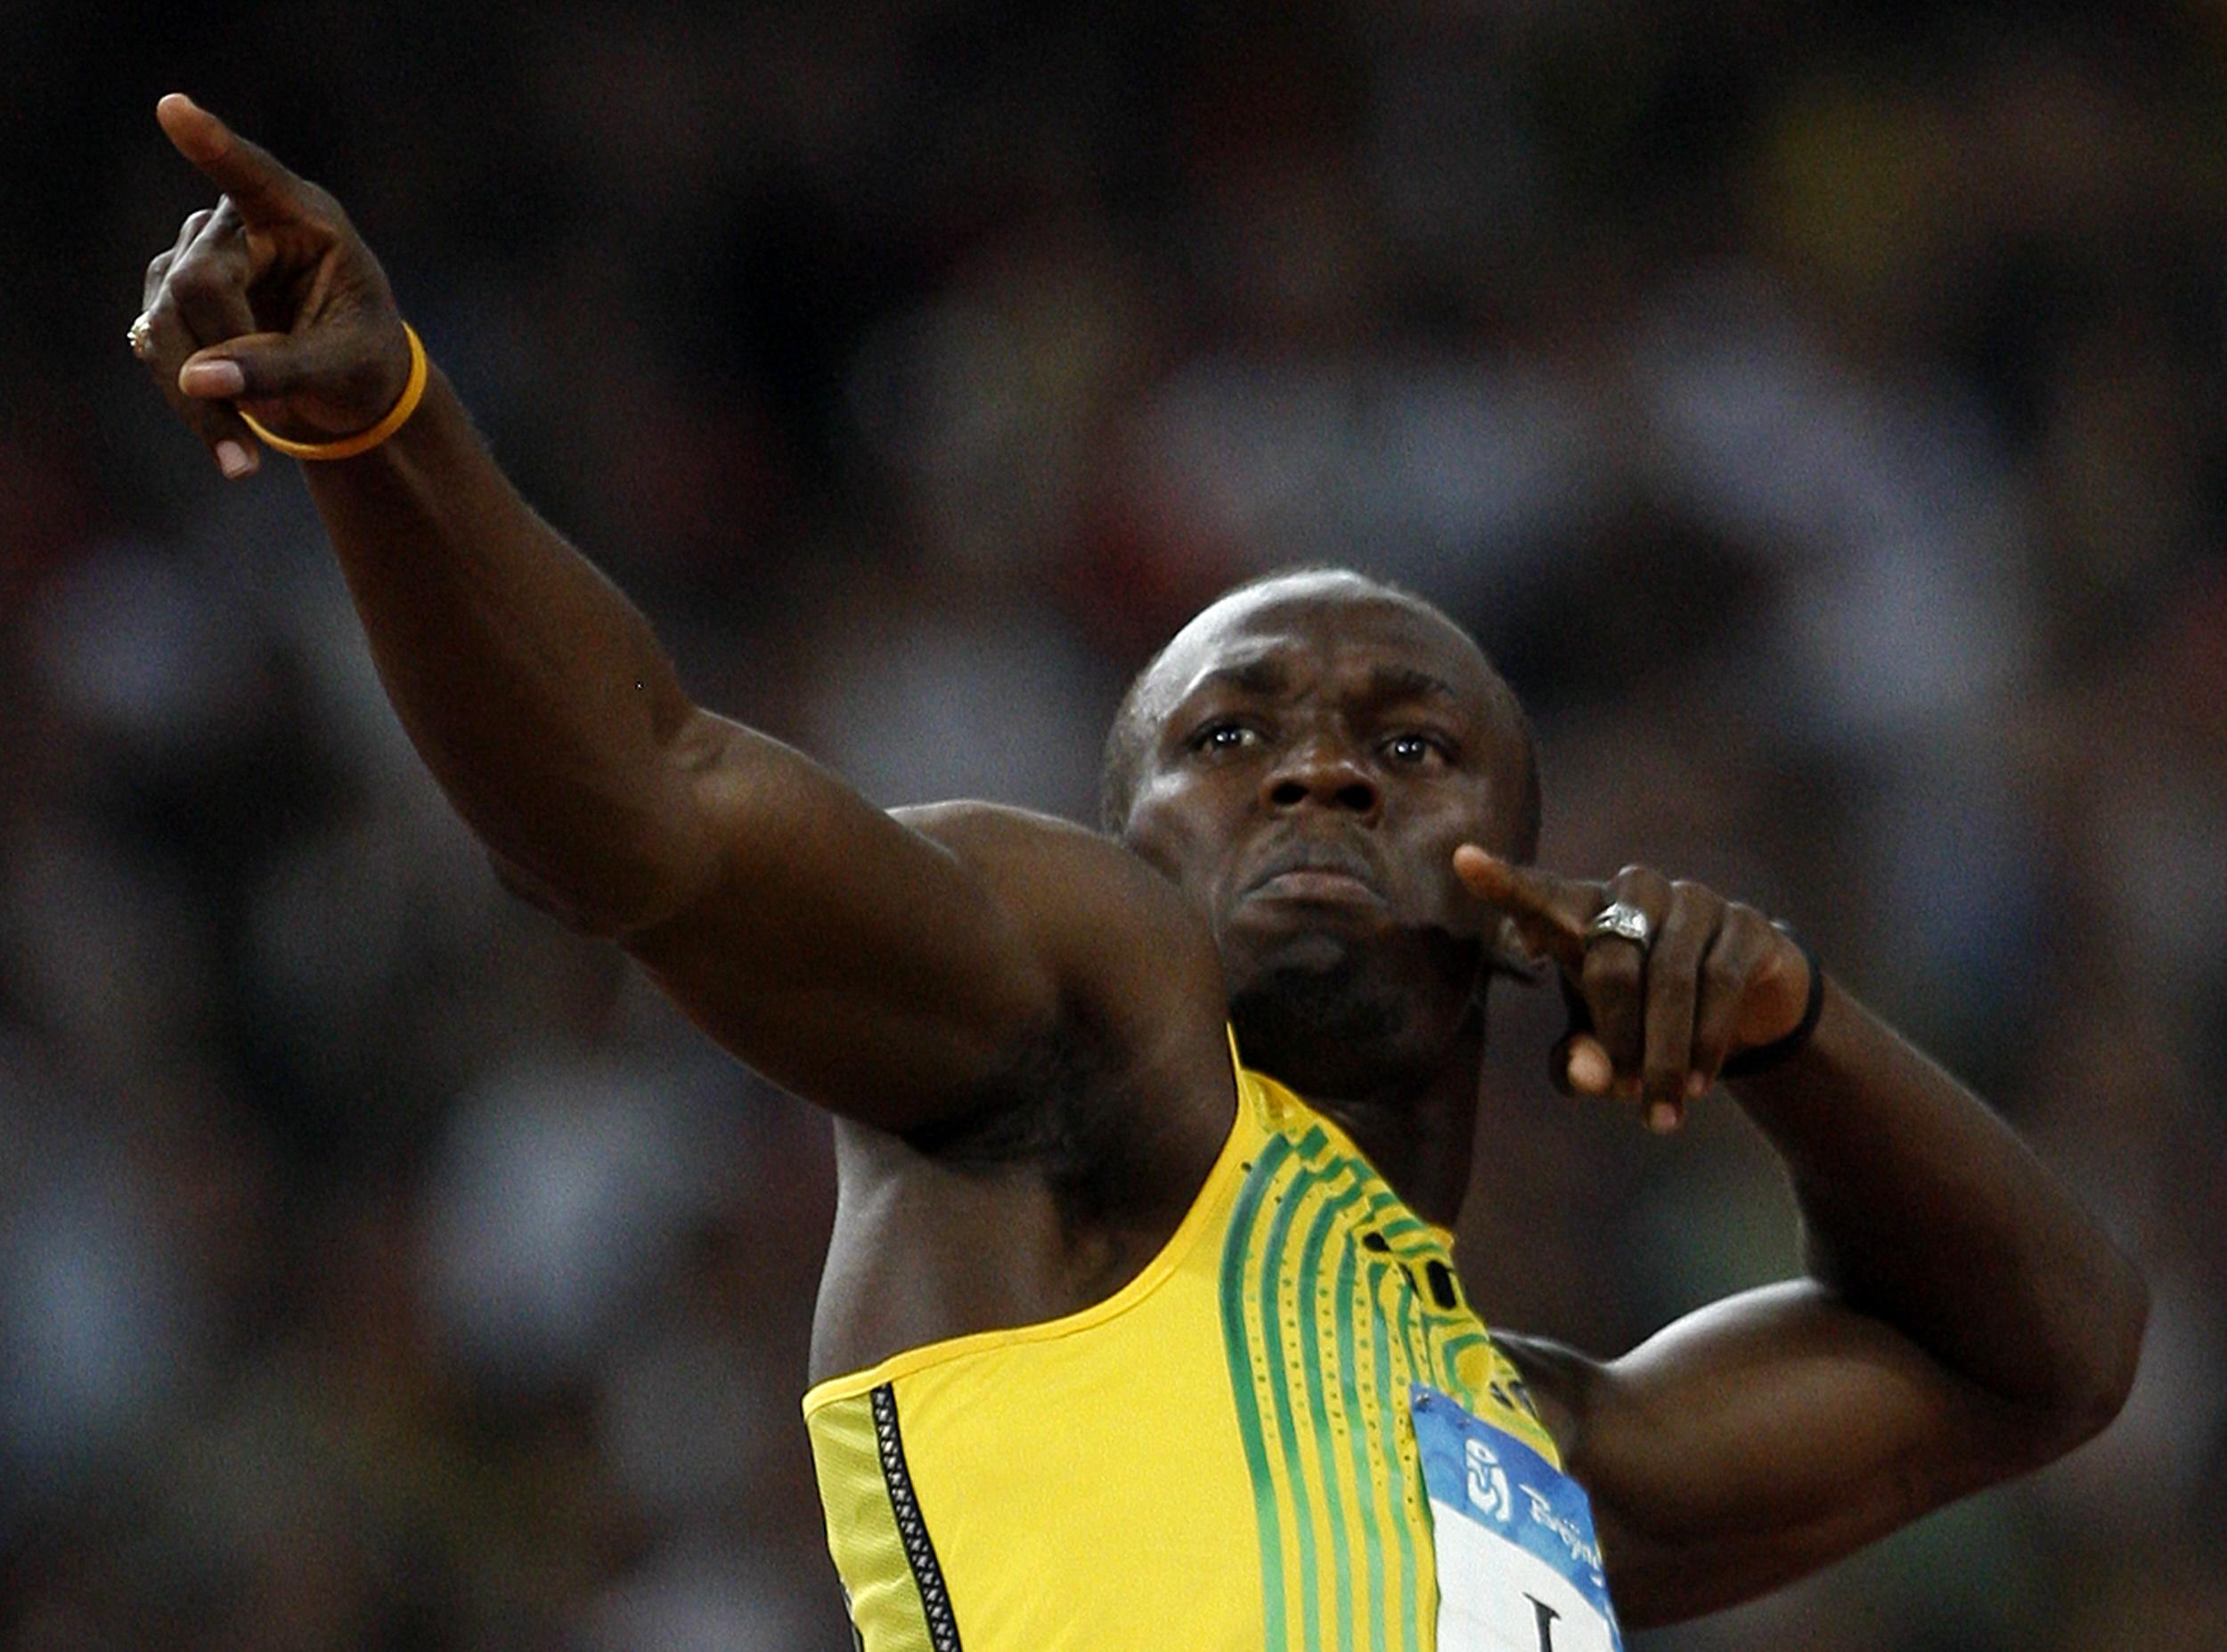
[1504, 1282, 2061, 1627]
[617, 711, 1212, 1134]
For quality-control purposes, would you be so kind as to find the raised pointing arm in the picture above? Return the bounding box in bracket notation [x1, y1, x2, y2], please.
[135, 95, 1220, 1131]
[1458, 850, 2148, 1627]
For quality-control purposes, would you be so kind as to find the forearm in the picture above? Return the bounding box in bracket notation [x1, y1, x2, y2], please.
[302, 370, 715, 930]
[1735, 979, 2146, 1430]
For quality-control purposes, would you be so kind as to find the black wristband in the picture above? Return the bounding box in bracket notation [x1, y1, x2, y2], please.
[1720, 922, 1825, 1079]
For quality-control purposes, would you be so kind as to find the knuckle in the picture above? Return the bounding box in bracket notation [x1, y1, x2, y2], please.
[135, 304, 177, 358]
[1655, 905, 1709, 962]
[1583, 947, 1642, 997]
[1612, 864, 1667, 895]
[1594, 1016, 1641, 1065]
[1591, 1027, 1638, 1070]
[1645, 1025, 1694, 1089]
[166, 256, 224, 302]
[1643, 1000, 1691, 1056]
[1654, 958, 1700, 1007]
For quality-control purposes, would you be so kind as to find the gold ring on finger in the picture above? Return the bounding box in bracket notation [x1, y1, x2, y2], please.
[128, 313, 155, 359]
[1581, 899, 1653, 952]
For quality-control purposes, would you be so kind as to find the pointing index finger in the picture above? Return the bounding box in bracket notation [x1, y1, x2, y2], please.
[156, 94, 314, 227]
[1452, 845, 1596, 974]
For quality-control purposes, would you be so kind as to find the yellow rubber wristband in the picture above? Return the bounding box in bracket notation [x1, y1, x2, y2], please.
[237, 322, 428, 461]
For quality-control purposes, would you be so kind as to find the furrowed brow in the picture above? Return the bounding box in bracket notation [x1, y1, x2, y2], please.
[1189, 656, 1292, 699]
[1148, 655, 1291, 752]
[1364, 664, 1462, 705]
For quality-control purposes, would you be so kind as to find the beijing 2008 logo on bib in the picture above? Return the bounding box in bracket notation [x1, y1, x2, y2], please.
[1411, 1385, 1624, 1652]
[1466, 1439, 1512, 1523]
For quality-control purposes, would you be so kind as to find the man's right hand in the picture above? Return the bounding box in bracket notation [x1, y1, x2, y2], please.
[136, 94, 412, 479]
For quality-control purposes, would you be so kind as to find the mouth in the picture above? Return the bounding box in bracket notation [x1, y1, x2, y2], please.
[1239, 841, 1388, 909]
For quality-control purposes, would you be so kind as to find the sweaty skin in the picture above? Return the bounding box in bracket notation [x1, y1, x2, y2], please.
[135, 95, 2146, 1630]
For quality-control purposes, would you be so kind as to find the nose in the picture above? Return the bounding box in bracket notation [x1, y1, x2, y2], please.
[1262, 738, 1382, 820]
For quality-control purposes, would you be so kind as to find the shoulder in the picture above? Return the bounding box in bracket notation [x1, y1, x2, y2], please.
[891, 798, 1170, 899]
[892, 799, 1134, 876]
[893, 801, 1224, 1007]
[883, 798, 1234, 1136]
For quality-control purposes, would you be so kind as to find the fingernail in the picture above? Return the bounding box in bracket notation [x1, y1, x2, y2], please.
[1646, 1103, 1680, 1134]
[1685, 1071, 1709, 1101]
[216, 439, 256, 478]
[1568, 1047, 1611, 1095]
[180, 359, 244, 397]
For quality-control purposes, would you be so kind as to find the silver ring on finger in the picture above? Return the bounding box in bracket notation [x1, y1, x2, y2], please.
[1582, 899, 1653, 953]
[128, 313, 155, 359]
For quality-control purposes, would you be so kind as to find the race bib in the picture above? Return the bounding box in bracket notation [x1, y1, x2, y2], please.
[1410, 1384, 1623, 1652]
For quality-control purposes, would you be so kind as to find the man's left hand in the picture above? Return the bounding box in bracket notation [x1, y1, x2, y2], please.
[1454, 847, 1813, 1132]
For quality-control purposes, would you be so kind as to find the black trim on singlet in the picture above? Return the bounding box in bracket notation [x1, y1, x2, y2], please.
[870, 1382, 963, 1652]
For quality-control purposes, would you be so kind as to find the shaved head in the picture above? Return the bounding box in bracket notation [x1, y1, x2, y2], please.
[1100, 568, 1540, 861]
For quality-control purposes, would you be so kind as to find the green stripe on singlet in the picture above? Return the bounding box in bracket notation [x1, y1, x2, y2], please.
[1392, 1271, 1446, 1637]
[1440, 1331, 1489, 1373]
[1225, 1118, 1456, 1652]
[1334, 1215, 1387, 1652]
[1422, 1298, 1494, 1399]
[1295, 1168, 1371, 1652]
[1299, 1168, 1415, 1652]
[1379, 1264, 1423, 1652]
[1220, 1132, 1295, 1650]
[1329, 1173, 1419, 1646]
[1259, 1160, 1330, 1651]
[1421, 1311, 1456, 1395]
[1396, 1277, 1429, 1385]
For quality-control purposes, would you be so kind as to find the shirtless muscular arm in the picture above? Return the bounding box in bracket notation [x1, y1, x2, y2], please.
[1460, 850, 2149, 1627]
[135, 95, 1226, 1135]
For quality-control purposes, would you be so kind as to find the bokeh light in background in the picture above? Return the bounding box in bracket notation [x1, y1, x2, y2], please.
[6, 1, 2225, 1646]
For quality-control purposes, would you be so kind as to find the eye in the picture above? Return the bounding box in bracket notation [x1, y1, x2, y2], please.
[1189, 720, 1262, 756]
[1383, 732, 1451, 768]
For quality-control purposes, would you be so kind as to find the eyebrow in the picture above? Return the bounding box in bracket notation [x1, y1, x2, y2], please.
[1190, 656, 1291, 697]
[1363, 664, 1462, 705]
[1179, 657, 1464, 709]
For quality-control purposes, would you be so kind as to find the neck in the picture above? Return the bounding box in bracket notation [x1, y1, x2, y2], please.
[1309, 1018, 1483, 1231]
[1224, 940, 1491, 1228]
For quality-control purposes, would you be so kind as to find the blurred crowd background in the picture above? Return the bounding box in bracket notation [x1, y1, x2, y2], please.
[5, 0, 2225, 1647]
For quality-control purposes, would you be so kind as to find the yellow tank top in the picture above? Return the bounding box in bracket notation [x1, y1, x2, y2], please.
[802, 1036, 1562, 1651]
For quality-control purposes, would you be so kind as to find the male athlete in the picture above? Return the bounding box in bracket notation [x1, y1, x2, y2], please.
[135, 96, 2145, 1650]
